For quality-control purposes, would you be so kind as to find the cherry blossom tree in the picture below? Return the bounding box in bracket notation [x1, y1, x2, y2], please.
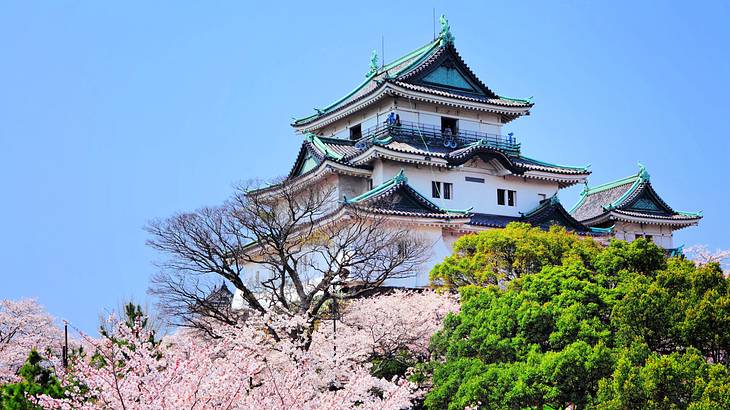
[37, 291, 457, 410]
[146, 181, 430, 344]
[686, 244, 730, 273]
[0, 299, 64, 383]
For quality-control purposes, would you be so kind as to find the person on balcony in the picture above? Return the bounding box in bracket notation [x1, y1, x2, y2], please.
[386, 112, 397, 125]
[442, 126, 457, 148]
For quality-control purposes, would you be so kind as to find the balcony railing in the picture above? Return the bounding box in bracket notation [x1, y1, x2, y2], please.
[356, 120, 520, 155]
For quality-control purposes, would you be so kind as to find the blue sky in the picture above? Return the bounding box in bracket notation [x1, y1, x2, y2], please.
[2, 1, 729, 333]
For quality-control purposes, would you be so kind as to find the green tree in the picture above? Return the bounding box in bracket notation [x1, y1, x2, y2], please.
[429, 223, 601, 288]
[597, 348, 730, 409]
[0, 350, 65, 409]
[424, 227, 730, 409]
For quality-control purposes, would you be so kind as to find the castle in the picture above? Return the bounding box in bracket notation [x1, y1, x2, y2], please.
[234, 17, 701, 294]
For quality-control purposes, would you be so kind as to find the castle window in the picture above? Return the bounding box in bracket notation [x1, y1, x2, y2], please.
[441, 117, 458, 134]
[497, 189, 516, 206]
[432, 181, 442, 198]
[465, 176, 485, 183]
[432, 181, 452, 199]
[444, 183, 453, 199]
[349, 124, 362, 140]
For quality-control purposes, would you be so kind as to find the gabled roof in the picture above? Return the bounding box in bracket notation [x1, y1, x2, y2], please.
[344, 169, 471, 219]
[292, 18, 532, 130]
[521, 195, 595, 233]
[570, 164, 702, 227]
[288, 134, 364, 178]
[468, 195, 603, 235]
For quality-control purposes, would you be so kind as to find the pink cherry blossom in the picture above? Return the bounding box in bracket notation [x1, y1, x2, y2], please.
[35, 290, 458, 409]
[0, 298, 64, 383]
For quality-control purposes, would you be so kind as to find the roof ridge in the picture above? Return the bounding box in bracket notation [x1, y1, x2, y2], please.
[519, 155, 590, 171]
[382, 39, 440, 74]
[498, 95, 533, 103]
[306, 134, 344, 160]
[344, 169, 407, 203]
[605, 178, 643, 210]
[583, 174, 638, 195]
[293, 40, 441, 125]
[582, 163, 651, 196]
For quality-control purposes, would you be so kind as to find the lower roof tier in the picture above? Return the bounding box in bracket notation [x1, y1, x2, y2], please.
[343, 169, 604, 236]
[570, 164, 701, 229]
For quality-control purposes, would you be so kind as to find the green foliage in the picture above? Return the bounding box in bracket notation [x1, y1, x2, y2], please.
[597, 348, 730, 409]
[0, 350, 65, 409]
[370, 350, 417, 380]
[425, 227, 730, 409]
[429, 223, 601, 288]
[94, 302, 159, 368]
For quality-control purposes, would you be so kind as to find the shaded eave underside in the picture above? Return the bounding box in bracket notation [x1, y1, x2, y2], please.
[580, 209, 701, 228]
[293, 81, 532, 133]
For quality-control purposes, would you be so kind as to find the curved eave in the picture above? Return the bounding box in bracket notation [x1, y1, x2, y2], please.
[517, 155, 590, 173]
[580, 210, 702, 229]
[446, 146, 523, 173]
[349, 145, 450, 168]
[521, 170, 589, 188]
[249, 160, 372, 197]
[350, 206, 473, 226]
[292, 82, 532, 133]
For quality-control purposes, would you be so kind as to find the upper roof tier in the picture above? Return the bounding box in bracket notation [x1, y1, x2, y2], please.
[570, 164, 702, 227]
[292, 16, 533, 132]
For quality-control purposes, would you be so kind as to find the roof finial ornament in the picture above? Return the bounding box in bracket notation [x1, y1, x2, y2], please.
[367, 49, 378, 77]
[637, 162, 650, 181]
[439, 14, 455, 46]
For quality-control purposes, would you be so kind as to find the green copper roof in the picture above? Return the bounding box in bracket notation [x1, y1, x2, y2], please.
[569, 165, 645, 214]
[306, 133, 343, 160]
[522, 194, 561, 219]
[293, 39, 440, 124]
[344, 169, 408, 203]
[344, 169, 470, 215]
[580, 163, 649, 197]
[519, 155, 590, 171]
[668, 245, 685, 257]
[676, 210, 703, 217]
[498, 95, 533, 104]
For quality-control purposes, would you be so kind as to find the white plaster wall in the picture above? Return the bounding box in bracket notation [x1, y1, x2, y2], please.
[393, 100, 502, 134]
[337, 174, 370, 200]
[231, 262, 277, 310]
[381, 225, 453, 288]
[376, 162, 560, 217]
[613, 222, 674, 248]
[314, 98, 504, 139]
[318, 99, 396, 138]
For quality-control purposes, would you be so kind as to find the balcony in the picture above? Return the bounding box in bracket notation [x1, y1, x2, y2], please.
[356, 120, 520, 155]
